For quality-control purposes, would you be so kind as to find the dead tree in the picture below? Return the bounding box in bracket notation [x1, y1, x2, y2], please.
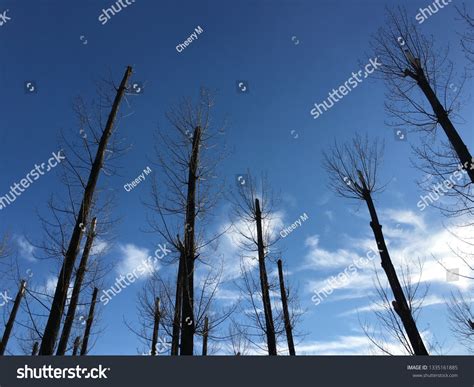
[255, 198, 277, 355]
[231, 174, 281, 355]
[80, 287, 98, 355]
[448, 291, 474, 353]
[151, 298, 161, 356]
[371, 7, 474, 184]
[72, 337, 81, 355]
[179, 125, 202, 355]
[127, 261, 233, 356]
[457, 4, 474, 64]
[226, 320, 251, 356]
[39, 66, 132, 355]
[324, 134, 429, 356]
[171, 251, 184, 355]
[277, 259, 295, 356]
[443, 228, 474, 352]
[361, 260, 435, 355]
[31, 341, 39, 355]
[202, 316, 209, 356]
[0, 279, 26, 355]
[144, 89, 227, 356]
[56, 217, 98, 355]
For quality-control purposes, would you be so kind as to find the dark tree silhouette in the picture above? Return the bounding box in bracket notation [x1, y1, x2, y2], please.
[145, 88, 227, 355]
[371, 7, 474, 184]
[39, 66, 133, 355]
[324, 134, 429, 355]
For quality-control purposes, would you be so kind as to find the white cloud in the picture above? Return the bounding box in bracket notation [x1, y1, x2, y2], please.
[116, 243, 157, 279]
[217, 211, 285, 280]
[339, 294, 447, 317]
[295, 335, 406, 355]
[304, 234, 371, 269]
[90, 238, 109, 256]
[15, 235, 36, 262]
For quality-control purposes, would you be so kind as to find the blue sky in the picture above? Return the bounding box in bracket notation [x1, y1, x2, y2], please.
[0, 0, 473, 355]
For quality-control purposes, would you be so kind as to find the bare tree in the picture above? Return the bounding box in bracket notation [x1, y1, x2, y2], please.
[226, 319, 251, 355]
[80, 287, 98, 355]
[448, 291, 474, 352]
[324, 133, 429, 355]
[370, 7, 474, 183]
[38, 66, 133, 355]
[361, 260, 436, 355]
[277, 259, 295, 355]
[0, 280, 26, 355]
[128, 262, 233, 356]
[457, 3, 474, 64]
[144, 88, 227, 355]
[230, 175, 279, 355]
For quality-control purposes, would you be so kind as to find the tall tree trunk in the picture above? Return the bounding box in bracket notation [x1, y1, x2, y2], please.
[72, 337, 81, 356]
[40, 66, 132, 355]
[202, 316, 209, 356]
[171, 252, 183, 355]
[0, 280, 26, 355]
[358, 172, 428, 355]
[255, 198, 277, 355]
[277, 259, 295, 356]
[151, 297, 161, 356]
[180, 126, 202, 356]
[56, 217, 97, 355]
[413, 69, 474, 183]
[31, 341, 39, 356]
[80, 287, 98, 356]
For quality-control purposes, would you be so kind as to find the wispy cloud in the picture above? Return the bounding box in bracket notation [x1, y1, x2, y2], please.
[116, 243, 157, 279]
[15, 235, 36, 262]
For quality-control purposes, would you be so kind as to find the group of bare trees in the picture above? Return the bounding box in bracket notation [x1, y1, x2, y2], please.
[1, 5, 473, 357]
[320, 5, 474, 356]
